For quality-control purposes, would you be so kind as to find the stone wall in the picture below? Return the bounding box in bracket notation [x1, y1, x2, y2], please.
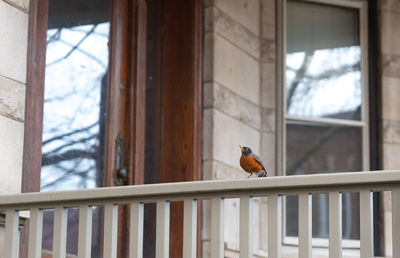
[202, 0, 275, 256]
[379, 0, 400, 256]
[0, 0, 28, 193]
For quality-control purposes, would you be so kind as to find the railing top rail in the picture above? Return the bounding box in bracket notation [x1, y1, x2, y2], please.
[1, 170, 400, 209]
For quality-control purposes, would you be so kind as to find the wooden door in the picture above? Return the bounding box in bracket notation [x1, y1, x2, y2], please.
[142, 0, 202, 257]
[22, 0, 201, 257]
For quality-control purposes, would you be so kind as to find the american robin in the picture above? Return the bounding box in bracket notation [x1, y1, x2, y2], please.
[239, 145, 267, 177]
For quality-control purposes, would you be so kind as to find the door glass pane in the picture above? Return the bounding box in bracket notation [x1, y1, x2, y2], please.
[41, 0, 110, 256]
[41, 0, 110, 191]
[285, 120, 362, 239]
[286, 0, 361, 120]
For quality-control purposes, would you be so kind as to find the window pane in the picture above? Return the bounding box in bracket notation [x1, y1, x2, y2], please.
[286, 0, 361, 120]
[285, 120, 362, 239]
[286, 121, 362, 175]
[41, 0, 110, 192]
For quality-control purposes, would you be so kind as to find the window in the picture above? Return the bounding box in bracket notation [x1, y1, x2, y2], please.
[277, 0, 369, 247]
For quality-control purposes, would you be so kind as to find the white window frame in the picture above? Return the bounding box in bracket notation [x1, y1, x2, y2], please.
[276, 0, 369, 249]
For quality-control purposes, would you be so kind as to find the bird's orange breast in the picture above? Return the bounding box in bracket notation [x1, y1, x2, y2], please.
[240, 155, 262, 173]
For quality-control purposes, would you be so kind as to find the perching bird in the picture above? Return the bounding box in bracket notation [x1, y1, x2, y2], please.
[239, 145, 267, 177]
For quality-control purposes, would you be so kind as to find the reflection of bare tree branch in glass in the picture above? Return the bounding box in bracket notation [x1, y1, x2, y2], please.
[42, 23, 109, 192]
[286, 51, 313, 110]
[57, 39, 106, 68]
[46, 25, 98, 67]
[43, 149, 96, 166]
[303, 62, 360, 82]
[42, 122, 97, 146]
[286, 49, 361, 174]
[47, 29, 61, 44]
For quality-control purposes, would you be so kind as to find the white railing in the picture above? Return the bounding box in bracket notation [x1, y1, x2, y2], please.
[1, 170, 400, 258]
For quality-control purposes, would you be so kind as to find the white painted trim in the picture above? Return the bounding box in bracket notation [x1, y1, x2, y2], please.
[0, 170, 399, 208]
[300, 0, 364, 8]
[285, 115, 366, 127]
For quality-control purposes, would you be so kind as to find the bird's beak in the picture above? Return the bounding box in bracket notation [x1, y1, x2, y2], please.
[239, 145, 244, 151]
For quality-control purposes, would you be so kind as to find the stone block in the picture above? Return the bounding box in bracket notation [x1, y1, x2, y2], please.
[261, 0, 275, 40]
[380, 11, 400, 56]
[382, 53, 400, 78]
[261, 107, 274, 133]
[0, 115, 23, 194]
[379, 0, 400, 14]
[211, 7, 260, 59]
[261, 38, 275, 63]
[214, 33, 260, 105]
[260, 132, 275, 176]
[203, 82, 213, 108]
[260, 62, 276, 109]
[212, 109, 260, 168]
[214, 0, 260, 36]
[202, 108, 214, 162]
[382, 119, 400, 144]
[203, 32, 214, 83]
[207, 82, 261, 130]
[382, 142, 400, 169]
[204, 7, 214, 33]
[0, 1, 28, 83]
[0, 75, 25, 121]
[3, 0, 29, 12]
[204, 0, 214, 7]
[382, 76, 400, 121]
[203, 159, 248, 180]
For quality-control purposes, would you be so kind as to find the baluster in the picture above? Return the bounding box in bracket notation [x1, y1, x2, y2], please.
[360, 190, 373, 257]
[329, 192, 342, 258]
[156, 200, 170, 258]
[240, 196, 253, 258]
[4, 209, 19, 258]
[103, 203, 118, 258]
[393, 188, 400, 258]
[28, 208, 43, 258]
[78, 205, 92, 258]
[299, 193, 312, 258]
[211, 197, 224, 258]
[53, 206, 68, 258]
[129, 201, 144, 258]
[183, 199, 197, 258]
[268, 194, 282, 258]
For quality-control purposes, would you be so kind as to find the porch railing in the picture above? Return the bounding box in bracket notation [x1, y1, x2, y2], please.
[1, 170, 400, 258]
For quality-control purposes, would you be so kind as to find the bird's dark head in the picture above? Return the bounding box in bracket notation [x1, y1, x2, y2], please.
[239, 145, 252, 156]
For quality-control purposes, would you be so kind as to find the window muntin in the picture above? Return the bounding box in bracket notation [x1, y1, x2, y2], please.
[282, 0, 368, 243]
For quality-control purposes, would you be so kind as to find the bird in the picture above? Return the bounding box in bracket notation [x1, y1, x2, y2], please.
[239, 145, 267, 178]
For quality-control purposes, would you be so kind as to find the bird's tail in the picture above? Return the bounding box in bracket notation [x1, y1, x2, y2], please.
[257, 169, 267, 177]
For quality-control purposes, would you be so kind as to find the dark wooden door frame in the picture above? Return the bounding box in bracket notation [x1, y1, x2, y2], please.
[19, 1, 49, 256]
[21, 0, 202, 257]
